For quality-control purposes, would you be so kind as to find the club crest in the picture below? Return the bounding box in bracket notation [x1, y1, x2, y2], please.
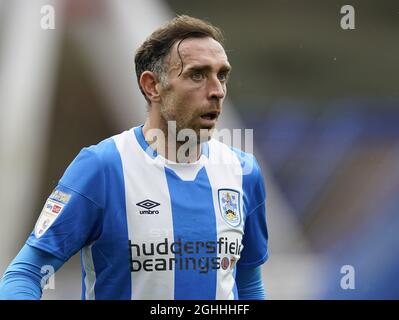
[218, 189, 241, 227]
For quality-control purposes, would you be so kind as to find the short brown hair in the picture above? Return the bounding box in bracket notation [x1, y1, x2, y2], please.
[134, 15, 224, 103]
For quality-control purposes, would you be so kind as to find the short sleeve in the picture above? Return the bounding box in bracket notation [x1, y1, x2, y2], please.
[237, 156, 269, 269]
[27, 147, 105, 261]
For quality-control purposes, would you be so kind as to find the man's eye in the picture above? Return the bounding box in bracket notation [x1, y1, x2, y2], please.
[191, 72, 204, 81]
[218, 73, 228, 82]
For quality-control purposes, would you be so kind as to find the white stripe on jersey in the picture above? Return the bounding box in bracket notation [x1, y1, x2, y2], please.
[205, 139, 245, 300]
[113, 129, 175, 300]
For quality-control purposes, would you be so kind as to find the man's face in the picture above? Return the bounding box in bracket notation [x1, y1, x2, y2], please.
[158, 37, 231, 141]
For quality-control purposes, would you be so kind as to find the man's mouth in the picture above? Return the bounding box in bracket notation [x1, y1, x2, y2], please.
[200, 112, 219, 121]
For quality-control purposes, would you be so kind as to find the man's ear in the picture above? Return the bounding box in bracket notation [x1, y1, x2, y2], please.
[139, 71, 161, 103]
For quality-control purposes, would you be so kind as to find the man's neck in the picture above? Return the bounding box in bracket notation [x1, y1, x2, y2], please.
[142, 119, 201, 163]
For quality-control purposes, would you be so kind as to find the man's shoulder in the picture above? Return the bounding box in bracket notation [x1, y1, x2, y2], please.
[74, 130, 132, 168]
[88, 129, 134, 156]
[208, 139, 261, 176]
[209, 138, 257, 164]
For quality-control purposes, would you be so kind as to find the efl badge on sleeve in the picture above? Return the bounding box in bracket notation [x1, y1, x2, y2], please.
[218, 189, 242, 227]
[34, 189, 70, 238]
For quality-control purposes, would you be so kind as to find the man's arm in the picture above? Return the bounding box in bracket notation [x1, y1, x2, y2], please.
[0, 244, 65, 300]
[236, 265, 265, 300]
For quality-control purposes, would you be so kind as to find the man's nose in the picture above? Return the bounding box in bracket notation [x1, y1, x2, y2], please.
[208, 76, 226, 101]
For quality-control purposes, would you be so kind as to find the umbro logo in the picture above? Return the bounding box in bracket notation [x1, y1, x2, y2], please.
[136, 199, 160, 215]
[136, 200, 160, 209]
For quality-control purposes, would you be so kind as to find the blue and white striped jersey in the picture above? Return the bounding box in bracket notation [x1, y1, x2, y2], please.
[27, 125, 268, 300]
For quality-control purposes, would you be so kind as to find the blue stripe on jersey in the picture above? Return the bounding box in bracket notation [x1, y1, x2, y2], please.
[165, 166, 217, 300]
[230, 147, 268, 268]
[229, 147, 264, 221]
[232, 266, 238, 300]
[89, 138, 131, 299]
[81, 254, 87, 299]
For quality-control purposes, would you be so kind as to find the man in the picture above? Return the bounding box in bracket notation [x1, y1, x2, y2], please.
[0, 15, 268, 300]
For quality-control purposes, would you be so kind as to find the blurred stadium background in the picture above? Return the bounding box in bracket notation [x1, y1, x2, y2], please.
[0, 0, 398, 299]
